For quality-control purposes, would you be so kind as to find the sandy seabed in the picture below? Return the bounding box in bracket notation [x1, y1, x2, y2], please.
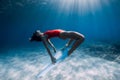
[0, 42, 120, 80]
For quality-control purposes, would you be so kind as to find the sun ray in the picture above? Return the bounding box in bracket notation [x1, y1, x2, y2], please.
[49, 0, 112, 16]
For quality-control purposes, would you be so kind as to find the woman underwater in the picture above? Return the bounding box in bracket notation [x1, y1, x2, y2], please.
[29, 29, 85, 63]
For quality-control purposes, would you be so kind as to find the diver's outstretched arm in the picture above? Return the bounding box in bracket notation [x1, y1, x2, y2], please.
[47, 39, 56, 53]
[42, 37, 56, 63]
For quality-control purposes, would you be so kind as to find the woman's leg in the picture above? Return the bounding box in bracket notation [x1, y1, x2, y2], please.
[60, 31, 85, 56]
[68, 37, 84, 56]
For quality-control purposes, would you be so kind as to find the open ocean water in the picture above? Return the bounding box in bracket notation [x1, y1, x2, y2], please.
[0, 0, 120, 80]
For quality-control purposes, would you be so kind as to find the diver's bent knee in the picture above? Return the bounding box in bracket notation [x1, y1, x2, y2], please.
[81, 35, 85, 42]
[78, 34, 85, 42]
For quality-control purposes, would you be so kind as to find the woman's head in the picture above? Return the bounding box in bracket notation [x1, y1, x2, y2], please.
[29, 30, 43, 42]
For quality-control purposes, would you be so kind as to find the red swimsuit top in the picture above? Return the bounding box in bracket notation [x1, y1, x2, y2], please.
[44, 29, 64, 39]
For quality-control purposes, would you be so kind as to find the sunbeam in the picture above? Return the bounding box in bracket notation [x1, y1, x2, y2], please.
[49, 0, 112, 15]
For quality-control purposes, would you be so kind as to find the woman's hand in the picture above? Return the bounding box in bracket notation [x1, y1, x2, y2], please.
[53, 48, 57, 53]
[51, 57, 56, 64]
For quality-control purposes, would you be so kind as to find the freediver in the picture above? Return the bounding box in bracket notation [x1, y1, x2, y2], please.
[29, 29, 85, 64]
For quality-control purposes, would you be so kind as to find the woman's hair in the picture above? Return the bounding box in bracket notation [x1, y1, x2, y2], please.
[30, 30, 42, 42]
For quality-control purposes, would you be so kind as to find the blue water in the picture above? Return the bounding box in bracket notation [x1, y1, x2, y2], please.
[0, 0, 120, 80]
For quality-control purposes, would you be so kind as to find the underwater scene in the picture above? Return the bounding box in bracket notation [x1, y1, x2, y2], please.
[0, 0, 120, 80]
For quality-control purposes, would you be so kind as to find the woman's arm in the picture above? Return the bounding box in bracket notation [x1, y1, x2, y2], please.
[47, 39, 56, 53]
[41, 36, 56, 63]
